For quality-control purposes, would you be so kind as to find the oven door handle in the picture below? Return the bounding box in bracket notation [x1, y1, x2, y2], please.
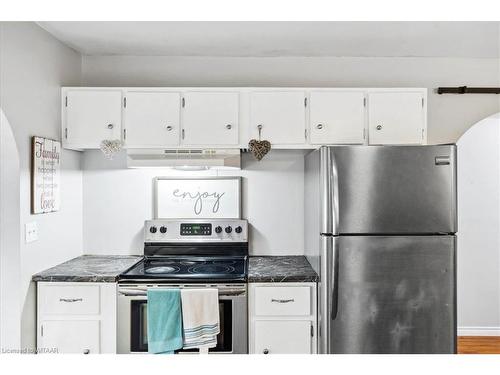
[118, 288, 246, 297]
[119, 289, 148, 297]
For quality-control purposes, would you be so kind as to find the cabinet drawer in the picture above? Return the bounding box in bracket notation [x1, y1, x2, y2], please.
[40, 285, 100, 315]
[254, 286, 311, 316]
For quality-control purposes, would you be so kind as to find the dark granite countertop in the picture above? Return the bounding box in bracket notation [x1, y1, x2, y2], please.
[32, 255, 141, 282]
[248, 256, 318, 283]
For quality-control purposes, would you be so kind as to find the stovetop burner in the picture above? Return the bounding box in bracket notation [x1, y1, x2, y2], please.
[189, 264, 236, 274]
[145, 266, 180, 274]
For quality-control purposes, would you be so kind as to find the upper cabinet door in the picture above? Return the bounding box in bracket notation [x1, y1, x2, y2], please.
[124, 91, 180, 148]
[368, 92, 425, 145]
[250, 91, 306, 144]
[181, 92, 239, 146]
[309, 91, 366, 145]
[64, 90, 122, 148]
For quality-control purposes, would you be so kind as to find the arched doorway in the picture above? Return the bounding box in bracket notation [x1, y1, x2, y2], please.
[457, 112, 500, 337]
[0, 108, 21, 350]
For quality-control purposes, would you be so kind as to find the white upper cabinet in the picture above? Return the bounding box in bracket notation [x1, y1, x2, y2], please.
[61, 87, 427, 150]
[250, 91, 306, 145]
[368, 91, 426, 145]
[309, 91, 366, 145]
[124, 91, 180, 148]
[181, 92, 239, 146]
[64, 90, 122, 149]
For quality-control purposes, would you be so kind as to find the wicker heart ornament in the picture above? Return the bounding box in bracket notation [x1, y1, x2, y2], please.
[248, 139, 271, 161]
[248, 124, 271, 161]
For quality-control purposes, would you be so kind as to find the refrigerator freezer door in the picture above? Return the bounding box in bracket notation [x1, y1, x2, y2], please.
[325, 145, 457, 234]
[330, 235, 456, 354]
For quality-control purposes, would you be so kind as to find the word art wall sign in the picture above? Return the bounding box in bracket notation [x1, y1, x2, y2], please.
[155, 178, 241, 219]
[31, 136, 61, 214]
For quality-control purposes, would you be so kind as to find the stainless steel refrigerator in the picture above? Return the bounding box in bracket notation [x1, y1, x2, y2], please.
[305, 145, 457, 354]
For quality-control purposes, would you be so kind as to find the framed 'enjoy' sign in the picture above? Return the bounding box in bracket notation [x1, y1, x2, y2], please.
[31, 136, 61, 214]
[155, 177, 241, 219]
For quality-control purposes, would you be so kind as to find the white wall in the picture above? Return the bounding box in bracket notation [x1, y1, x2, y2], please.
[457, 113, 500, 335]
[82, 150, 304, 256]
[81, 55, 500, 144]
[0, 22, 82, 349]
[0, 109, 21, 350]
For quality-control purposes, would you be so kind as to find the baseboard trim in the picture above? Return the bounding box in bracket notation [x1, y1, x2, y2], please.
[458, 327, 500, 336]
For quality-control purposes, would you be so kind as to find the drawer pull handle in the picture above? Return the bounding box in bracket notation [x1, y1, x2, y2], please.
[59, 298, 83, 303]
[271, 298, 295, 303]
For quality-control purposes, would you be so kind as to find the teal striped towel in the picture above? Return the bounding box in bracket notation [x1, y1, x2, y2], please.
[147, 288, 183, 354]
[180, 289, 220, 351]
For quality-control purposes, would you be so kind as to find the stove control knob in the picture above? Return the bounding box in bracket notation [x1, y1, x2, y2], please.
[225, 226, 232, 234]
[235, 226, 242, 234]
[159, 226, 167, 234]
[149, 226, 157, 234]
[215, 226, 223, 234]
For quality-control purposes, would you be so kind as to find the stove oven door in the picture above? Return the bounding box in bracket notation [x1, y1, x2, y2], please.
[117, 285, 247, 354]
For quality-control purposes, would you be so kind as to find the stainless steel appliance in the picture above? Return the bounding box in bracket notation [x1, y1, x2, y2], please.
[118, 219, 248, 354]
[305, 145, 457, 354]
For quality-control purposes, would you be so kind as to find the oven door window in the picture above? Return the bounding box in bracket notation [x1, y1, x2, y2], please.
[130, 300, 233, 353]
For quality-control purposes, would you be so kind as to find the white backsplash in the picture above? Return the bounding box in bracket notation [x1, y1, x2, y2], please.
[82, 149, 306, 256]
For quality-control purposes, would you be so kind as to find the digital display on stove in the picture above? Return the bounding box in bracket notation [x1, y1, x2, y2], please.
[180, 223, 212, 236]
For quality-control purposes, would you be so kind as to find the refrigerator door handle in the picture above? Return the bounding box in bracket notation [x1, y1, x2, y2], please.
[320, 235, 340, 353]
[331, 237, 339, 321]
[320, 147, 340, 235]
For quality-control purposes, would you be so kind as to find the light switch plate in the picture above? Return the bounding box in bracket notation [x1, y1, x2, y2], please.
[25, 222, 38, 243]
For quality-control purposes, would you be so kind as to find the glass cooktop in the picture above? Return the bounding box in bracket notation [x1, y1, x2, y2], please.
[120, 256, 247, 282]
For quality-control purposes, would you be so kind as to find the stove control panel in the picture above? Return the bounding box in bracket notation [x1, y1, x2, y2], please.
[145, 219, 248, 243]
[180, 223, 212, 236]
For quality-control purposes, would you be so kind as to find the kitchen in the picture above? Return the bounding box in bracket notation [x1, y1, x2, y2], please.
[0, 13, 499, 371]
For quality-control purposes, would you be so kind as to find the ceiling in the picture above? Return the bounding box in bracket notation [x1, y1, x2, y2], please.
[38, 21, 500, 58]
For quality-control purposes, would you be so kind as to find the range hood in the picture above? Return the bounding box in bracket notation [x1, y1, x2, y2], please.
[126, 149, 241, 169]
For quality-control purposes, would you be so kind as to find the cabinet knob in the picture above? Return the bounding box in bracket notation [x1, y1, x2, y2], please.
[107, 124, 114, 130]
[316, 124, 323, 130]
[376, 125, 383, 130]
[263, 349, 269, 354]
[166, 125, 173, 131]
[83, 349, 90, 354]
[226, 124, 232, 130]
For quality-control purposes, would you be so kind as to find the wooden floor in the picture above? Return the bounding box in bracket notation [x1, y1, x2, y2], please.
[458, 336, 500, 354]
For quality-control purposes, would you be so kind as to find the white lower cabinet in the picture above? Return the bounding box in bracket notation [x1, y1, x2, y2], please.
[254, 321, 312, 354]
[249, 283, 317, 354]
[37, 282, 117, 354]
[41, 320, 101, 354]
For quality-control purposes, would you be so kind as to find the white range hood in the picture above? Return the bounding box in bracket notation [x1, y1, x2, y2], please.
[126, 149, 241, 170]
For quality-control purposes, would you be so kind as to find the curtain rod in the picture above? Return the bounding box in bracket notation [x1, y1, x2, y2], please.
[437, 86, 500, 94]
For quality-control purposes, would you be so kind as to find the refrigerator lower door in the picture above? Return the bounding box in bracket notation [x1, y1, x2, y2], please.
[329, 235, 456, 354]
